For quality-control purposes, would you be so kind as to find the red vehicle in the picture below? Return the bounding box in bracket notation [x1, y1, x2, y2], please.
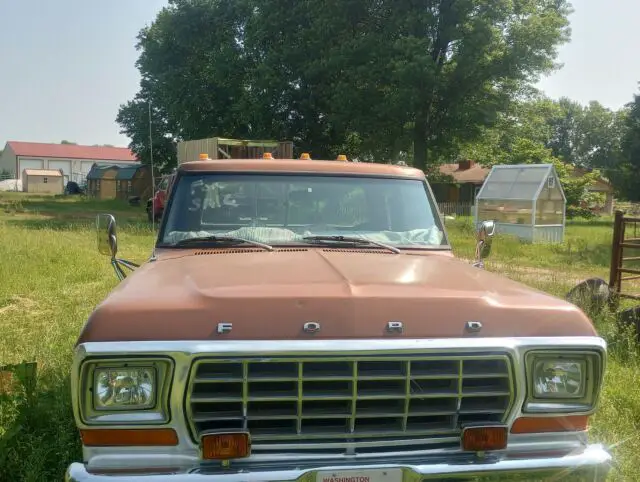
[146, 173, 174, 222]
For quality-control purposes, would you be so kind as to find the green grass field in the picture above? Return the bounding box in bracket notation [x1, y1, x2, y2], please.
[1, 192, 639, 480]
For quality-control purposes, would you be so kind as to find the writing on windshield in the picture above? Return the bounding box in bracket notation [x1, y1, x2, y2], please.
[160, 174, 446, 247]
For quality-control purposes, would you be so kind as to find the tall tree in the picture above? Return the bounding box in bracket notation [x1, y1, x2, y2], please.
[116, 83, 178, 170]
[616, 91, 640, 201]
[243, 0, 573, 166]
[546, 97, 582, 163]
[458, 94, 563, 164]
[135, 0, 253, 139]
[548, 99, 624, 169]
[117, 0, 572, 168]
[575, 101, 625, 169]
[456, 94, 603, 215]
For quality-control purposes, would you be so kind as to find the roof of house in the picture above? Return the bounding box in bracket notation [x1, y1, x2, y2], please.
[438, 161, 489, 183]
[23, 169, 63, 177]
[86, 164, 119, 180]
[115, 164, 144, 180]
[571, 166, 613, 192]
[6, 141, 137, 162]
[438, 161, 614, 193]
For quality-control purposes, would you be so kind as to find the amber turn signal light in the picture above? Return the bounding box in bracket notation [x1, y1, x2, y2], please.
[202, 432, 251, 460]
[80, 428, 179, 447]
[511, 415, 589, 434]
[462, 426, 508, 452]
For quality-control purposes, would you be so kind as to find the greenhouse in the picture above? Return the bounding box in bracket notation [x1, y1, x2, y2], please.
[474, 164, 566, 243]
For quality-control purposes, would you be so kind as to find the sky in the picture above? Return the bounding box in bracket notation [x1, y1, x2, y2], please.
[1, 0, 639, 149]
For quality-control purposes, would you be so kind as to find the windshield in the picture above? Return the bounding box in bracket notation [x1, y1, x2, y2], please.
[158, 173, 447, 248]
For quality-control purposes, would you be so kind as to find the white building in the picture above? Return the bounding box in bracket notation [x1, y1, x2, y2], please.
[0, 141, 138, 186]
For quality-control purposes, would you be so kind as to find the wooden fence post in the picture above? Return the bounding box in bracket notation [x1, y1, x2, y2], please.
[609, 210, 624, 294]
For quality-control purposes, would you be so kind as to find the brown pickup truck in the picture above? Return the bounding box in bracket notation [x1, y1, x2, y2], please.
[66, 158, 611, 481]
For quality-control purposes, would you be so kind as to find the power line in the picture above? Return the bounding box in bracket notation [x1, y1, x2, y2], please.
[149, 100, 156, 235]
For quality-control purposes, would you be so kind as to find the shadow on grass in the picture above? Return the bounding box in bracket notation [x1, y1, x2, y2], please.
[1, 194, 147, 221]
[0, 371, 81, 481]
[1, 193, 153, 233]
[448, 217, 615, 270]
[568, 217, 615, 227]
[550, 239, 613, 269]
[6, 217, 153, 233]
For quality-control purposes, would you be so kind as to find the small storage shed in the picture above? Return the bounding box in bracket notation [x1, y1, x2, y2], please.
[22, 169, 64, 194]
[86, 164, 119, 199]
[474, 164, 566, 243]
[115, 164, 153, 201]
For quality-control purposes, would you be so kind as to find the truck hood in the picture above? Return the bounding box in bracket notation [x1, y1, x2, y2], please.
[77, 248, 596, 343]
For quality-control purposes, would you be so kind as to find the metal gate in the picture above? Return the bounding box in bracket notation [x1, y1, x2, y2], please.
[609, 210, 640, 301]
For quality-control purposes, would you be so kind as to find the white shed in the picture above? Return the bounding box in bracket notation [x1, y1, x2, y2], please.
[22, 169, 64, 194]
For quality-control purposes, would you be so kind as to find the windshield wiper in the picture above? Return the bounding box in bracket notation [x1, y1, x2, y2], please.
[302, 235, 401, 254]
[170, 235, 274, 251]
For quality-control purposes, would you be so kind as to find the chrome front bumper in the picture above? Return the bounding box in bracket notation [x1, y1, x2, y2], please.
[66, 444, 612, 481]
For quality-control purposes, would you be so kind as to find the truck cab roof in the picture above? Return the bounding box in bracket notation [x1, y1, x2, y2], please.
[178, 159, 426, 179]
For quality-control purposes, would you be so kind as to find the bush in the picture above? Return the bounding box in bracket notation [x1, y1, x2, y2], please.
[566, 205, 598, 220]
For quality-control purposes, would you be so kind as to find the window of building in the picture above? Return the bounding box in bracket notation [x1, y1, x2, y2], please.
[43, 177, 48, 183]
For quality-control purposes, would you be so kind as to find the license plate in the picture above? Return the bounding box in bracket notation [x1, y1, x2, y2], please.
[315, 468, 403, 482]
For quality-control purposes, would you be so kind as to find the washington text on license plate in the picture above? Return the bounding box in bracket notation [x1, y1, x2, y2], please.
[315, 468, 403, 482]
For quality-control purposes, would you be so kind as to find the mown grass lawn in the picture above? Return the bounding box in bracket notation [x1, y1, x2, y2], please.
[0, 192, 639, 480]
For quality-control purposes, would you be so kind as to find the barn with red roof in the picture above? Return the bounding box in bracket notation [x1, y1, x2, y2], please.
[0, 141, 138, 186]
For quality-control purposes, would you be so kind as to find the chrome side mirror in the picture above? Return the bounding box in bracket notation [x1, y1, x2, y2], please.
[95, 214, 140, 280]
[473, 220, 496, 269]
[96, 214, 118, 258]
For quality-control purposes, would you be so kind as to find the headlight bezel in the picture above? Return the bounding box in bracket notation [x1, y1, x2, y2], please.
[524, 350, 604, 414]
[79, 356, 174, 425]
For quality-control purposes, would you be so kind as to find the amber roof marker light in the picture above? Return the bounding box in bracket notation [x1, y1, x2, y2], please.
[337, 154, 348, 161]
[300, 152, 311, 160]
[262, 152, 274, 159]
[198, 153, 209, 161]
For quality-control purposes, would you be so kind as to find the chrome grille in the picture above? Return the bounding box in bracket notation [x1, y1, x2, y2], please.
[187, 354, 513, 454]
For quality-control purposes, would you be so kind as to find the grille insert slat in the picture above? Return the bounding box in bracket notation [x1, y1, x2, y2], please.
[188, 354, 513, 455]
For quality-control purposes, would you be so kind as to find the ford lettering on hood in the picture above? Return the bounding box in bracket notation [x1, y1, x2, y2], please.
[77, 248, 596, 343]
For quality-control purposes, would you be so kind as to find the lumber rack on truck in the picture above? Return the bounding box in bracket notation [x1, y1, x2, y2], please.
[177, 137, 294, 164]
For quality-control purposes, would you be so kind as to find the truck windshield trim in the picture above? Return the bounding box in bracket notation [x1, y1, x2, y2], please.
[156, 171, 450, 250]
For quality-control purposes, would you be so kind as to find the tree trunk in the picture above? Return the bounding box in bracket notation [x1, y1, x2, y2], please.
[411, 0, 452, 172]
[413, 118, 427, 171]
[392, 126, 405, 162]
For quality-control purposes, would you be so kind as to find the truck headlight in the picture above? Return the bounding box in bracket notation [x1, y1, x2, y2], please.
[94, 367, 156, 410]
[525, 351, 603, 414]
[79, 358, 173, 424]
[533, 360, 586, 399]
